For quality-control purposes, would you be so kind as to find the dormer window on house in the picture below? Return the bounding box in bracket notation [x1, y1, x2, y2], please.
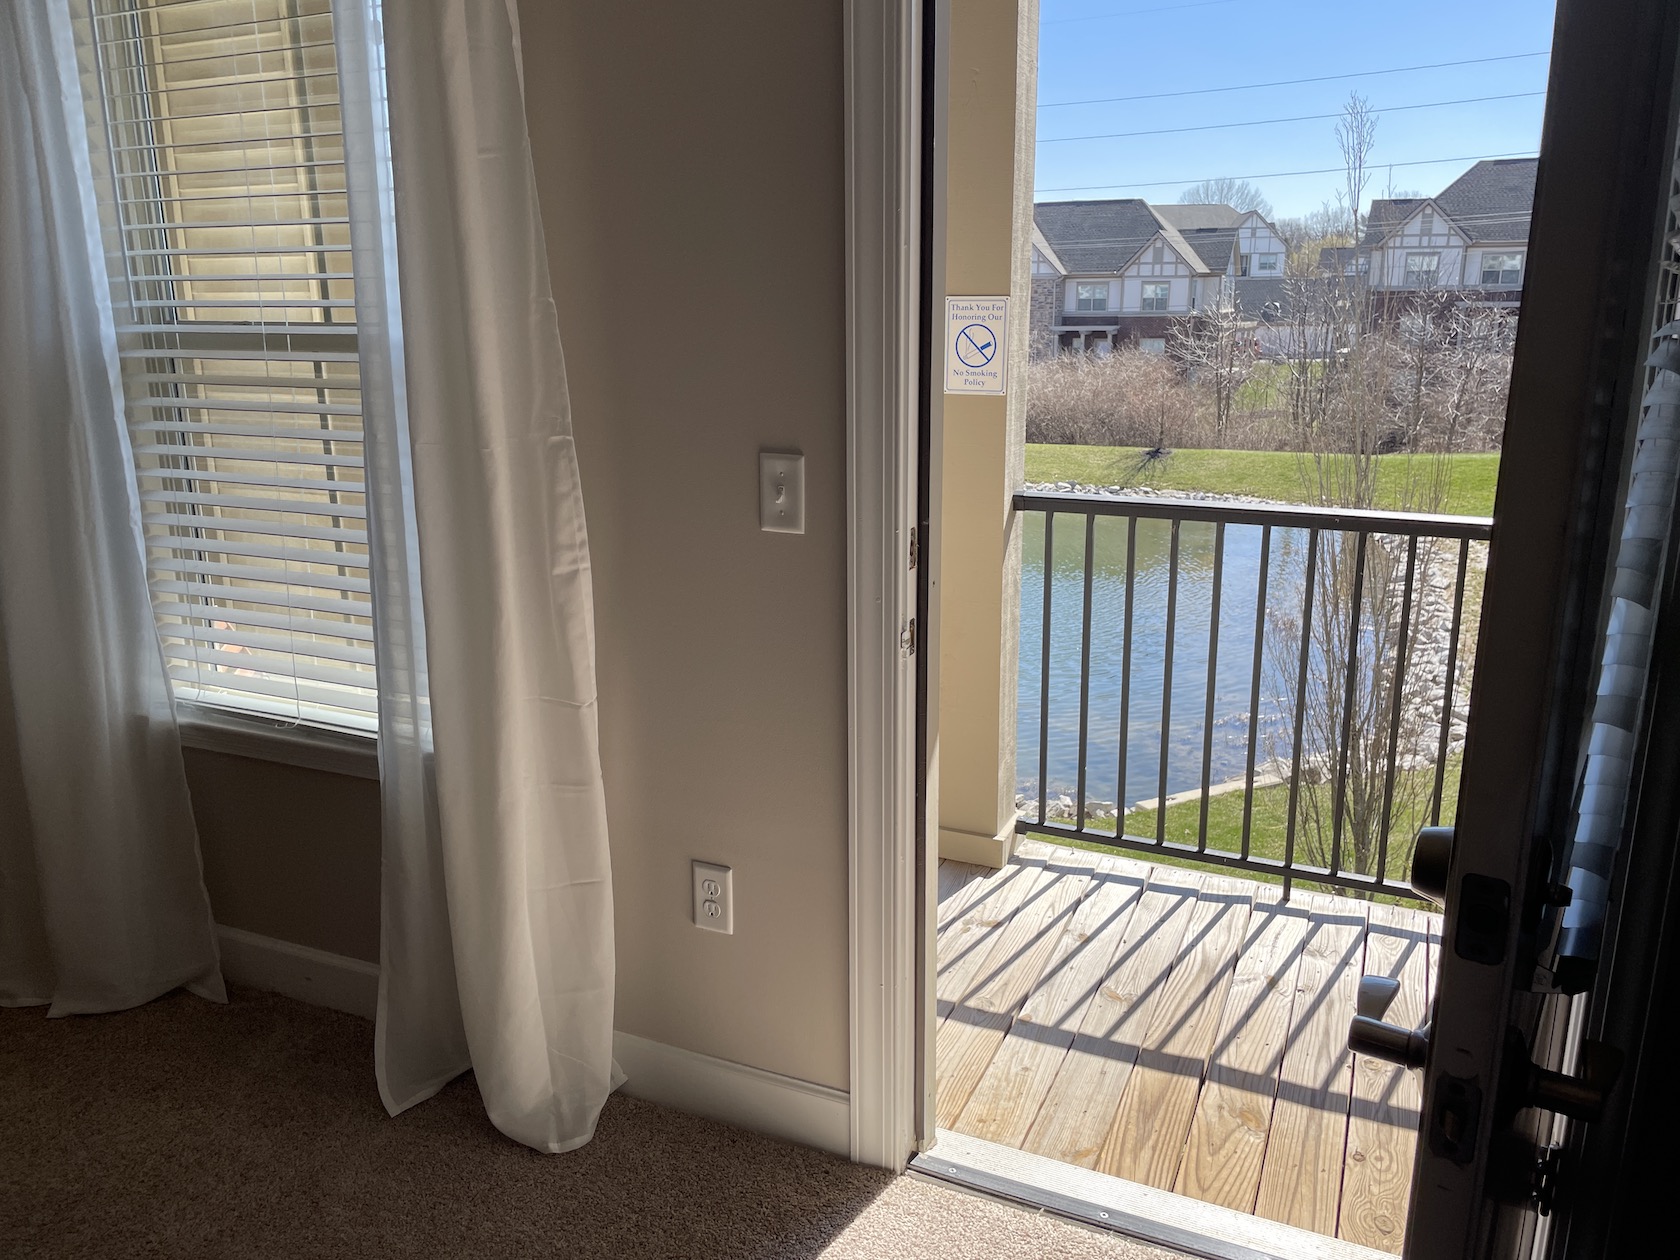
[1481, 252, 1524, 286]
[1141, 282, 1170, 312]
[1075, 282, 1109, 312]
[1254, 253, 1281, 273]
[1405, 252, 1441, 288]
[1421, 208, 1435, 237]
[1151, 243, 1165, 264]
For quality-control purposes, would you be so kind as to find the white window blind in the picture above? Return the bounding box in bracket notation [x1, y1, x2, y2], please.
[80, 0, 377, 731]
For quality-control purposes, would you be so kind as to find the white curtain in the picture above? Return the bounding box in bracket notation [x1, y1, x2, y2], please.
[337, 0, 619, 1152]
[0, 2, 224, 1014]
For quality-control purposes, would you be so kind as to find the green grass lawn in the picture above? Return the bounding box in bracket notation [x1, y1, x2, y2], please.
[1041, 757, 1461, 906]
[1025, 444, 1500, 518]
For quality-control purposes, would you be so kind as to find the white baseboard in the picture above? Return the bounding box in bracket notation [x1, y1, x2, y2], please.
[611, 1030, 851, 1158]
[216, 924, 379, 1020]
[213, 925, 852, 1159]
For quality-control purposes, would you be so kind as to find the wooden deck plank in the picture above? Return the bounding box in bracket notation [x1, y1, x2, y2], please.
[1174, 891, 1315, 1212]
[935, 848, 1100, 1128]
[1017, 866, 1206, 1169]
[1098, 875, 1258, 1188]
[1253, 892, 1370, 1237]
[938, 858, 990, 926]
[953, 854, 1153, 1147]
[935, 843, 1053, 1013]
[1337, 901, 1432, 1253]
[935, 844, 1448, 1245]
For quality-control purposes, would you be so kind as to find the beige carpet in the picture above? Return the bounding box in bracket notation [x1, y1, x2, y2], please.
[0, 988, 1186, 1259]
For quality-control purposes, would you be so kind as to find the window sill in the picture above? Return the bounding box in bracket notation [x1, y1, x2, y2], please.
[176, 702, 379, 781]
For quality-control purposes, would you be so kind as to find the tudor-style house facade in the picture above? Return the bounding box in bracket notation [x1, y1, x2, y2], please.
[1028, 200, 1289, 358]
[1326, 157, 1536, 308]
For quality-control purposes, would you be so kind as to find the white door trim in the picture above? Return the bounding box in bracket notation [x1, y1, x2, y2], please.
[843, 0, 924, 1171]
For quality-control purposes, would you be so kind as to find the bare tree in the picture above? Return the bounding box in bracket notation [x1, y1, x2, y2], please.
[1025, 348, 1207, 449]
[1255, 92, 1496, 895]
[1178, 177, 1274, 218]
[1275, 200, 1354, 274]
[1336, 92, 1379, 245]
[1169, 304, 1257, 450]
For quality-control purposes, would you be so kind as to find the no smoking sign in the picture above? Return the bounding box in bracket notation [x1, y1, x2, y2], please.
[944, 297, 1009, 395]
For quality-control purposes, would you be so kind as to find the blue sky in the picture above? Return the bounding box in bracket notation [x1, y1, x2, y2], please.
[1034, 0, 1557, 219]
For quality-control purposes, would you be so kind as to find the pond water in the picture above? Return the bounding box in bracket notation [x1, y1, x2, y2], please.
[1016, 512, 1307, 809]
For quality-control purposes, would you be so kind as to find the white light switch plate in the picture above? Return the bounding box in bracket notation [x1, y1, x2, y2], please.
[692, 860, 733, 934]
[759, 452, 804, 534]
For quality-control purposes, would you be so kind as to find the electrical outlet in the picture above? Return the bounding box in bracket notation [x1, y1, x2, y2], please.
[692, 860, 733, 934]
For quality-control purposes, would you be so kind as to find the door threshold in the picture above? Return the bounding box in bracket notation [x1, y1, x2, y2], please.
[910, 1130, 1390, 1260]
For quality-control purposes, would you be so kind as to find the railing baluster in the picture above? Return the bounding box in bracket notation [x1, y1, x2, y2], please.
[1431, 537, 1473, 825]
[1197, 522, 1225, 853]
[1377, 536, 1419, 889]
[1283, 527, 1320, 903]
[1156, 518, 1180, 847]
[1037, 512, 1054, 827]
[1075, 513, 1096, 832]
[1116, 516, 1137, 831]
[1331, 531, 1368, 880]
[1240, 525, 1271, 862]
[1009, 491, 1489, 905]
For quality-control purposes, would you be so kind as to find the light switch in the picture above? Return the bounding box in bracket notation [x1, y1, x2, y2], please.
[759, 452, 805, 534]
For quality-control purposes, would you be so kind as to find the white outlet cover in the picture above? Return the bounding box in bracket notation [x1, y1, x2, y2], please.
[759, 452, 804, 534]
[692, 860, 733, 934]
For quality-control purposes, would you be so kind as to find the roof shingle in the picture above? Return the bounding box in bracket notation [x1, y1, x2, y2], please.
[1435, 157, 1536, 242]
[1033, 199, 1164, 273]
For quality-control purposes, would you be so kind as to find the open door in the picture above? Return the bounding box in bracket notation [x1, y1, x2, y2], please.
[1393, 1, 1680, 1254]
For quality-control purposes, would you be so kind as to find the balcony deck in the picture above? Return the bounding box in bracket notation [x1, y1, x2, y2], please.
[936, 838, 1441, 1256]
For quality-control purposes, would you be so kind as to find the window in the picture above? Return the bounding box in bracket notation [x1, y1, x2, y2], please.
[1141, 282, 1170, 312]
[1138, 337, 1166, 355]
[1150, 242, 1165, 264]
[1420, 208, 1435, 237]
[82, 0, 379, 732]
[1254, 253, 1281, 273]
[1405, 252, 1441, 288]
[1075, 281, 1108, 312]
[1480, 251, 1524, 286]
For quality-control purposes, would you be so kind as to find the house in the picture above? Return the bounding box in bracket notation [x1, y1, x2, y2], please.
[1320, 157, 1536, 307]
[1029, 199, 1289, 357]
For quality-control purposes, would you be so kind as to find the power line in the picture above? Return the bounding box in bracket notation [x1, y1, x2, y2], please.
[1040, 209, 1537, 252]
[1036, 151, 1538, 195]
[1040, 91, 1544, 145]
[1039, 51, 1551, 110]
[1043, 0, 1249, 25]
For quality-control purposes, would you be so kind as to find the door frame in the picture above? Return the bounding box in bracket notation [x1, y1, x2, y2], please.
[1408, 0, 1680, 1252]
[844, 0, 928, 1170]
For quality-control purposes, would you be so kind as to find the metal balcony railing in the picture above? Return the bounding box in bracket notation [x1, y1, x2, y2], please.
[1013, 489, 1493, 900]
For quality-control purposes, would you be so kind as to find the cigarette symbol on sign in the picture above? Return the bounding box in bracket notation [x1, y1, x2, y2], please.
[955, 323, 997, 369]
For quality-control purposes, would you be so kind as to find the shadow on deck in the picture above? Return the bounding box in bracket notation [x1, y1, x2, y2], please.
[935, 837, 1441, 1256]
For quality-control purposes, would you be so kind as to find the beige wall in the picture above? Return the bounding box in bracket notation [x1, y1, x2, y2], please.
[185, 1, 853, 1094]
[187, 750, 381, 965]
[517, 1, 851, 1090]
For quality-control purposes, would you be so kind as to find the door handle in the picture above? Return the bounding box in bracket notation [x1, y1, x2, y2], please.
[1411, 825, 1453, 906]
[1345, 827, 1451, 1066]
[1349, 1013, 1432, 1069]
[1348, 974, 1431, 1067]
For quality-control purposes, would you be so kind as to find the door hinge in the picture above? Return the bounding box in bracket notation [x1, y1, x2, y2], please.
[908, 527, 918, 571]
[900, 618, 917, 655]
